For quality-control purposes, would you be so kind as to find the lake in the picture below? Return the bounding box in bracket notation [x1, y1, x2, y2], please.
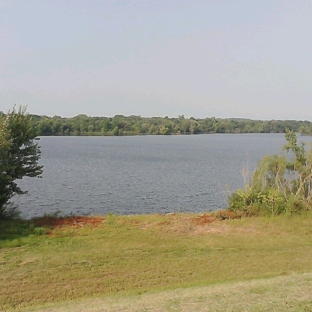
[15, 134, 312, 218]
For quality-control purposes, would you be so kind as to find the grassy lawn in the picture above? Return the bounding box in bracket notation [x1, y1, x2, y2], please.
[1, 212, 312, 311]
[26, 272, 312, 312]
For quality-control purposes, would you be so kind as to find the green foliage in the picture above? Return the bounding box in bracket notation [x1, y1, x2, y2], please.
[0, 218, 47, 243]
[0, 106, 43, 219]
[228, 130, 312, 216]
[28, 113, 312, 136]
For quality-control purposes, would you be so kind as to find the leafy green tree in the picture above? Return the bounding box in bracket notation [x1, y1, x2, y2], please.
[0, 106, 43, 219]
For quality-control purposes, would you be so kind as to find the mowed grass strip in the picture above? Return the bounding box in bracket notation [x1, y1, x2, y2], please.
[27, 272, 312, 312]
[1, 212, 312, 311]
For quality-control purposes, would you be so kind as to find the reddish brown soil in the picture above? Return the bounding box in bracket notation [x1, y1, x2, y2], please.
[31, 211, 240, 236]
[214, 210, 239, 220]
[33, 216, 104, 228]
[191, 210, 239, 225]
[192, 214, 216, 225]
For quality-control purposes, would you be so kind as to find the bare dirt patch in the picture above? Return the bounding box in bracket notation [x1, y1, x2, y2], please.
[134, 213, 232, 235]
[32, 216, 104, 228]
[31, 212, 257, 237]
[191, 214, 216, 225]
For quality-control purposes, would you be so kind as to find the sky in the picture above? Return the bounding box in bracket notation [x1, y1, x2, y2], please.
[1, 0, 312, 120]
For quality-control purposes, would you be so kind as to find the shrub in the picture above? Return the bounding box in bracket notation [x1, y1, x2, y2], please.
[228, 130, 312, 216]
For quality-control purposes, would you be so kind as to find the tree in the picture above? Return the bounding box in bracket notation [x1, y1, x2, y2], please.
[0, 106, 43, 219]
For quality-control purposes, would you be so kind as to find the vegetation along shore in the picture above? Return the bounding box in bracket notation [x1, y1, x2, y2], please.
[2, 111, 312, 136]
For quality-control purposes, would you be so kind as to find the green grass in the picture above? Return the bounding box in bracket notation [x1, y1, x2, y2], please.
[1, 212, 312, 311]
[26, 272, 312, 312]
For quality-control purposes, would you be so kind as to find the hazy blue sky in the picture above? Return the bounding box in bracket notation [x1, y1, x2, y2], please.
[1, 0, 311, 120]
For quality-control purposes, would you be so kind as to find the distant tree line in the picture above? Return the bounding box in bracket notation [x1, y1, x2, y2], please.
[2, 112, 312, 136]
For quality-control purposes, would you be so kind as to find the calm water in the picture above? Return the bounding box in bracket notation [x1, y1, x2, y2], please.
[15, 134, 312, 218]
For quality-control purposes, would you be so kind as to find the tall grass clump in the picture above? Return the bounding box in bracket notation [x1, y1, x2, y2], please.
[228, 130, 312, 216]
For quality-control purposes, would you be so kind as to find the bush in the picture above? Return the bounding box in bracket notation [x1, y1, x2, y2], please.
[228, 130, 312, 216]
